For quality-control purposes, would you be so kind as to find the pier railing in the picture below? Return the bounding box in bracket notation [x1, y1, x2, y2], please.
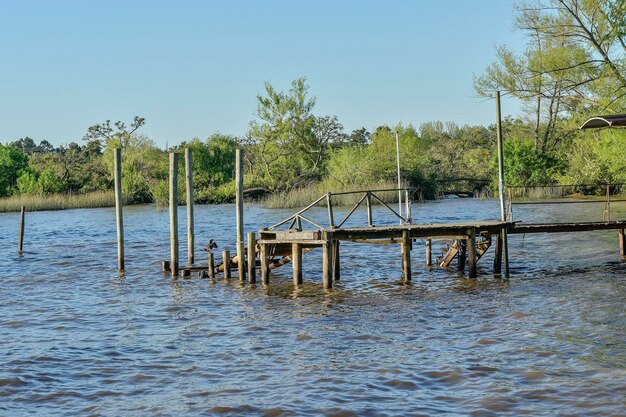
[269, 188, 413, 231]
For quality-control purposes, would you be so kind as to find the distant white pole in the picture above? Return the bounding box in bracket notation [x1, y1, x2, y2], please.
[395, 130, 403, 223]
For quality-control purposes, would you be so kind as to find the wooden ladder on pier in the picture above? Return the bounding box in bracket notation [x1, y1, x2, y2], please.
[438, 236, 492, 268]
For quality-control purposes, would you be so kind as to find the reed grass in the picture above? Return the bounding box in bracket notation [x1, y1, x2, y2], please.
[263, 180, 416, 209]
[0, 191, 116, 212]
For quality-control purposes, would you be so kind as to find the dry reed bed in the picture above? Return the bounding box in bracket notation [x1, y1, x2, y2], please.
[0, 191, 115, 212]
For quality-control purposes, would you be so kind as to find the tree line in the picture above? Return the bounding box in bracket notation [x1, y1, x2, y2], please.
[1, 0, 625, 204]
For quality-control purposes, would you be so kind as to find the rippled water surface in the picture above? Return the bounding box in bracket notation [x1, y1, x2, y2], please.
[1, 199, 625, 416]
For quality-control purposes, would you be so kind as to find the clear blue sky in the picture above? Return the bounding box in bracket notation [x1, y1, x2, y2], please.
[0, 0, 525, 148]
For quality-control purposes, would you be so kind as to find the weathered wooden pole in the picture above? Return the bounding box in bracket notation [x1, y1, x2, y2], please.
[326, 192, 335, 228]
[322, 232, 333, 289]
[404, 189, 411, 223]
[425, 239, 432, 266]
[493, 232, 503, 275]
[235, 149, 246, 282]
[467, 229, 477, 278]
[260, 242, 270, 285]
[113, 148, 124, 271]
[208, 252, 215, 279]
[619, 228, 625, 259]
[458, 240, 467, 272]
[496, 91, 510, 277]
[184, 148, 195, 266]
[292, 242, 303, 285]
[395, 131, 403, 223]
[169, 152, 179, 277]
[366, 192, 373, 227]
[247, 232, 257, 283]
[401, 230, 411, 282]
[18, 206, 25, 255]
[333, 240, 340, 282]
[223, 250, 231, 280]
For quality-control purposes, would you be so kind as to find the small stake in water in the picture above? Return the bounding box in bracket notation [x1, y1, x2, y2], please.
[18, 206, 25, 255]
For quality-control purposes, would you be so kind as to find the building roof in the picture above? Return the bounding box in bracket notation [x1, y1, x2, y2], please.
[580, 114, 626, 129]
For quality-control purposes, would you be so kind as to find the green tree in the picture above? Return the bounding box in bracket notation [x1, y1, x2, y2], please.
[0, 144, 28, 196]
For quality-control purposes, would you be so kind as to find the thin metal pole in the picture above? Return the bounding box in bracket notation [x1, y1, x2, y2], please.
[113, 148, 124, 271]
[496, 91, 510, 277]
[18, 206, 25, 255]
[169, 152, 179, 277]
[395, 130, 402, 223]
[185, 148, 194, 266]
[235, 149, 245, 281]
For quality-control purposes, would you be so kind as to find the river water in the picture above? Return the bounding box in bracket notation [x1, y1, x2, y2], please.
[1, 199, 625, 416]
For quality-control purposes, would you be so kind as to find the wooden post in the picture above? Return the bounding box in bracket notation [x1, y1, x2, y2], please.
[496, 91, 510, 278]
[113, 148, 124, 271]
[458, 240, 467, 272]
[260, 243, 270, 285]
[247, 232, 256, 283]
[619, 228, 625, 259]
[223, 250, 231, 279]
[467, 229, 477, 278]
[333, 240, 340, 282]
[322, 233, 333, 289]
[184, 148, 195, 266]
[405, 189, 411, 224]
[162, 260, 170, 272]
[208, 252, 215, 279]
[366, 192, 373, 227]
[181, 268, 190, 278]
[493, 232, 503, 276]
[425, 239, 432, 266]
[292, 242, 303, 285]
[401, 230, 411, 282]
[18, 206, 25, 255]
[326, 192, 335, 229]
[169, 152, 179, 277]
[235, 149, 246, 282]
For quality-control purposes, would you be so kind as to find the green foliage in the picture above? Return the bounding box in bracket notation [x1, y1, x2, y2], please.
[0, 144, 29, 197]
[498, 137, 563, 186]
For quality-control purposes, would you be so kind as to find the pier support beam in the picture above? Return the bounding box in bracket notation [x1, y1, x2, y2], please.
[458, 239, 467, 272]
[322, 233, 333, 289]
[292, 243, 303, 285]
[235, 149, 246, 282]
[248, 232, 257, 283]
[260, 242, 270, 285]
[169, 152, 179, 277]
[332, 240, 340, 282]
[208, 252, 215, 280]
[184, 148, 195, 266]
[425, 239, 432, 266]
[401, 230, 411, 282]
[114, 148, 124, 271]
[493, 232, 503, 276]
[620, 228, 625, 259]
[223, 250, 231, 280]
[467, 229, 477, 278]
[18, 206, 25, 255]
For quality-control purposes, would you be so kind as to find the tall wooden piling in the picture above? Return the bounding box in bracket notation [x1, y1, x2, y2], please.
[366, 192, 373, 227]
[169, 152, 179, 277]
[18, 206, 25, 255]
[260, 243, 270, 285]
[184, 148, 195, 266]
[327, 192, 335, 228]
[247, 232, 257, 283]
[292, 243, 303, 285]
[333, 240, 340, 282]
[620, 228, 625, 259]
[401, 230, 411, 282]
[496, 91, 510, 277]
[425, 239, 432, 266]
[208, 252, 215, 279]
[493, 232, 503, 275]
[458, 240, 467, 272]
[113, 148, 124, 271]
[467, 230, 477, 278]
[235, 149, 246, 282]
[223, 250, 231, 279]
[322, 232, 333, 289]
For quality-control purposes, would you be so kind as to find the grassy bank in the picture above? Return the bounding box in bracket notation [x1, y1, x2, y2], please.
[263, 180, 418, 209]
[0, 191, 116, 212]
